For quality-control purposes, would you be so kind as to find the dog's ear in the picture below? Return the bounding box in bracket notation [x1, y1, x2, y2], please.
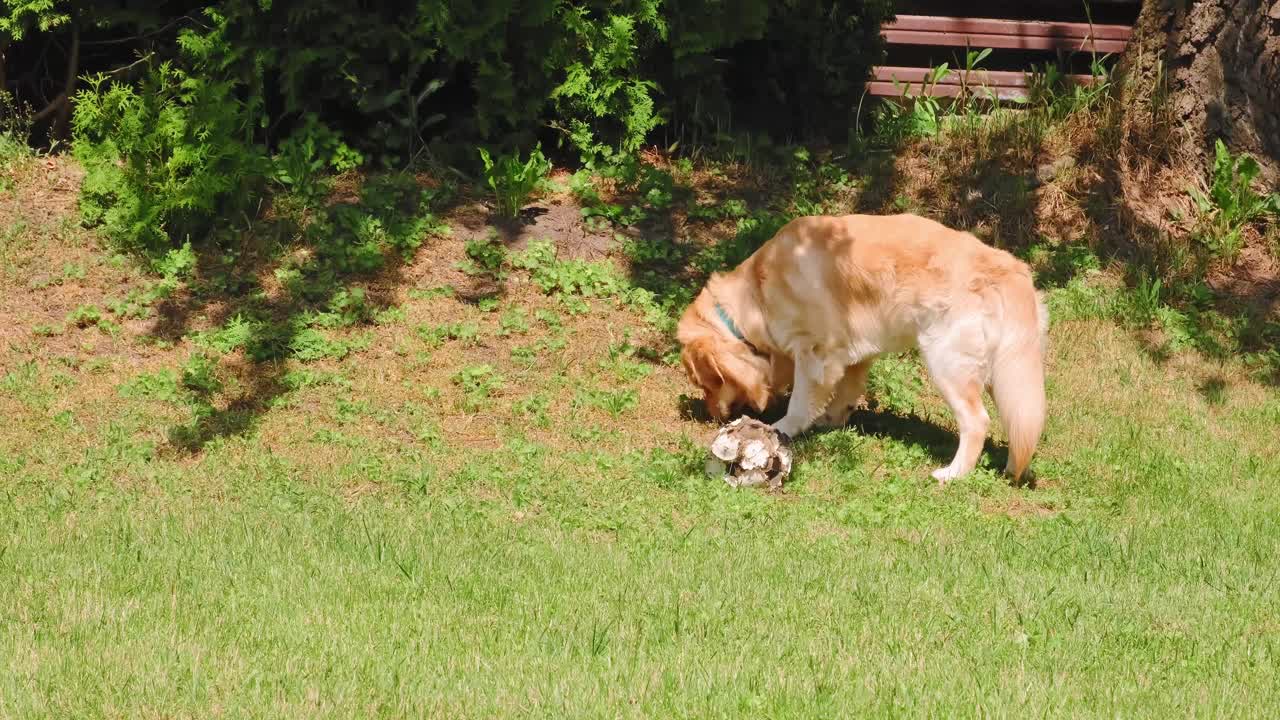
[715, 348, 770, 413]
[681, 337, 770, 416]
[680, 338, 724, 393]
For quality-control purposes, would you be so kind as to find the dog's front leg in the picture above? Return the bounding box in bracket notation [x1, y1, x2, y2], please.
[772, 349, 843, 438]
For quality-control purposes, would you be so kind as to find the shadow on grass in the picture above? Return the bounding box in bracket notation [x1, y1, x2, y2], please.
[1197, 375, 1228, 406]
[837, 405, 1041, 487]
[683, 397, 1033, 488]
[140, 173, 461, 453]
[851, 148, 901, 213]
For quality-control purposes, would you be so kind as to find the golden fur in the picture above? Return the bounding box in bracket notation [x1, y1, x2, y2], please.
[677, 213, 1048, 484]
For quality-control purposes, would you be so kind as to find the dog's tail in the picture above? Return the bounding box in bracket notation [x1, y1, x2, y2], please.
[990, 283, 1048, 482]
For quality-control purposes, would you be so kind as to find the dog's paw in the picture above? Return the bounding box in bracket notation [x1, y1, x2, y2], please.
[814, 405, 852, 430]
[771, 419, 801, 439]
[931, 465, 963, 486]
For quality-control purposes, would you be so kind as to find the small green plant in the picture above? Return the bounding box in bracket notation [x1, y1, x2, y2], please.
[104, 292, 151, 320]
[622, 235, 686, 267]
[1153, 305, 1198, 353]
[118, 370, 183, 403]
[180, 353, 223, 396]
[559, 295, 591, 316]
[308, 287, 375, 328]
[538, 334, 568, 356]
[1026, 52, 1111, 117]
[374, 306, 406, 325]
[459, 237, 508, 279]
[498, 308, 530, 336]
[281, 369, 351, 391]
[603, 340, 653, 383]
[955, 48, 995, 114]
[60, 262, 87, 283]
[511, 344, 540, 365]
[65, 304, 106, 330]
[478, 145, 551, 219]
[961, 48, 991, 79]
[570, 171, 637, 228]
[534, 309, 563, 330]
[686, 198, 748, 223]
[190, 315, 257, 355]
[1188, 139, 1280, 261]
[290, 328, 357, 362]
[1129, 273, 1164, 325]
[453, 364, 503, 412]
[575, 161, 690, 228]
[581, 197, 644, 228]
[417, 322, 481, 348]
[873, 63, 950, 143]
[408, 285, 456, 301]
[513, 240, 624, 298]
[516, 393, 551, 427]
[272, 112, 364, 205]
[576, 386, 639, 417]
[333, 396, 374, 425]
[1046, 276, 1115, 322]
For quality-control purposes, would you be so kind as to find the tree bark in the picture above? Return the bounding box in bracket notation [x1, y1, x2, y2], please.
[50, 19, 79, 141]
[1119, 0, 1280, 185]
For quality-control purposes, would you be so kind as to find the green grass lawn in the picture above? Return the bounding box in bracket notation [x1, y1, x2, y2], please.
[2, 146, 1280, 717]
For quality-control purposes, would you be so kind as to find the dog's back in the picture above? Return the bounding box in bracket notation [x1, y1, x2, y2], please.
[754, 214, 1035, 343]
[752, 213, 1048, 480]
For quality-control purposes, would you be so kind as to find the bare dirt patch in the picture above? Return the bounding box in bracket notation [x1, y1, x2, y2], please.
[1207, 242, 1280, 321]
[2, 155, 83, 228]
[453, 198, 618, 260]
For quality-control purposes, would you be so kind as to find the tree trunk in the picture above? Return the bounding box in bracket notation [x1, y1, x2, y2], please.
[1120, 0, 1280, 185]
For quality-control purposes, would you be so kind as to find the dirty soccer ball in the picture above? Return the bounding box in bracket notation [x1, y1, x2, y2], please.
[704, 417, 793, 490]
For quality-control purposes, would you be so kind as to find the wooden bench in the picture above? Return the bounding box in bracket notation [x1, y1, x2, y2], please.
[869, 14, 1135, 100]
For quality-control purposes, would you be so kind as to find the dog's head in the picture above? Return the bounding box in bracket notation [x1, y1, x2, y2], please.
[678, 336, 772, 422]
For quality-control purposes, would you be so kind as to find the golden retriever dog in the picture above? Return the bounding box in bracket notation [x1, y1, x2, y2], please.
[677, 213, 1048, 484]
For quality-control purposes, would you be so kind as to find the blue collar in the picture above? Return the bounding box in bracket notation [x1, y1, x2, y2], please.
[714, 302, 764, 357]
[714, 302, 747, 342]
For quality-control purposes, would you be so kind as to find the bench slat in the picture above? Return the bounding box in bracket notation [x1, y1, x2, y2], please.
[883, 28, 1128, 53]
[872, 65, 1099, 89]
[866, 81, 1031, 100]
[888, 14, 1133, 41]
[871, 14, 1132, 100]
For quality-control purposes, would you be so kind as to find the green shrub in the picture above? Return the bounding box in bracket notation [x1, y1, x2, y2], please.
[12, 1, 893, 260]
[1188, 139, 1280, 262]
[273, 113, 364, 204]
[478, 145, 551, 219]
[31, 1, 889, 167]
[72, 61, 267, 257]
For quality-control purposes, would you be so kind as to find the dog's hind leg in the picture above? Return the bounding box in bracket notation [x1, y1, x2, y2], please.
[922, 345, 990, 485]
[815, 359, 874, 429]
